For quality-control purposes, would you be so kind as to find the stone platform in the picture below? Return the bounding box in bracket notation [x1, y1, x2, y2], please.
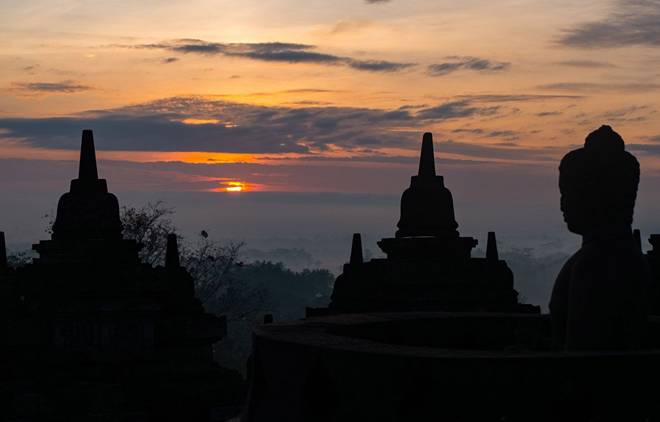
[244, 312, 660, 421]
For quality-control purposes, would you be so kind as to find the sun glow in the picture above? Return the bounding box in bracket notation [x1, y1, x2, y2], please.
[225, 181, 245, 192]
[180, 118, 221, 125]
[207, 179, 269, 193]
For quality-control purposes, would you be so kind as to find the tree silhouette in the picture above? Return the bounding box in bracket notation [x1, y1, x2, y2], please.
[121, 201, 176, 266]
[119, 202, 267, 318]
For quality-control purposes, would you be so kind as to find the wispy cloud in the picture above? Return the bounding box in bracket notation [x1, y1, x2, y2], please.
[452, 128, 520, 140]
[329, 19, 373, 34]
[538, 82, 660, 93]
[0, 96, 509, 154]
[21, 65, 39, 75]
[558, 0, 660, 48]
[417, 100, 500, 119]
[574, 105, 658, 125]
[555, 60, 615, 68]
[536, 111, 563, 117]
[598, 105, 657, 123]
[210, 88, 339, 98]
[129, 39, 415, 73]
[437, 140, 560, 161]
[456, 94, 583, 102]
[428, 56, 510, 76]
[346, 59, 413, 72]
[11, 81, 92, 94]
[628, 143, 660, 156]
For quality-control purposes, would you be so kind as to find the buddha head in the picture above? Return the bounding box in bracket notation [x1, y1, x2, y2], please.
[559, 125, 639, 236]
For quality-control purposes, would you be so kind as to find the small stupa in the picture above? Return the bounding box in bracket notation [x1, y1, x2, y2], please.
[32, 130, 136, 266]
[396, 132, 459, 238]
[51, 129, 122, 241]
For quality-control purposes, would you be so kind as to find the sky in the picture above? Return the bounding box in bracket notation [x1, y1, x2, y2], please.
[2, 0, 660, 272]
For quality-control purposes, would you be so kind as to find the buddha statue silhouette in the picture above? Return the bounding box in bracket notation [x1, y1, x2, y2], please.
[550, 125, 651, 350]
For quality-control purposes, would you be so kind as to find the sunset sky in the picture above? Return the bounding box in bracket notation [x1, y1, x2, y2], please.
[2, 0, 660, 270]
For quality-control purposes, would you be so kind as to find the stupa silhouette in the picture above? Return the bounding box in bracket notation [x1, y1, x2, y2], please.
[246, 128, 660, 422]
[0, 130, 243, 421]
[311, 132, 538, 314]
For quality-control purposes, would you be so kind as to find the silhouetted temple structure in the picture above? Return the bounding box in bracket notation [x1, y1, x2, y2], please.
[246, 128, 660, 422]
[313, 132, 537, 314]
[644, 234, 660, 315]
[614, 231, 660, 316]
[0, 131, 243, 421]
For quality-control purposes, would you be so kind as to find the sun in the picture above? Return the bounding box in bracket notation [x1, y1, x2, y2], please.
[225, 181, 244, 192]
[209, 180, 264, 193]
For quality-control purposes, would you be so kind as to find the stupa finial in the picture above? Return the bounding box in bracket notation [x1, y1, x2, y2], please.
[486, 231, 499, 261]
[418, 132, 436, 177]
[350, 233, 364, 265]
[44, 130, 122, 244]
[166, 233, 181, 269]
[79, 129, 98, 181]
[395, 132, 458, 238]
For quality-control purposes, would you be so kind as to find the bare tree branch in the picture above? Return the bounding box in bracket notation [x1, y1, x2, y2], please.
[119, 202, 269, 318]
[120, 201, 176, 266]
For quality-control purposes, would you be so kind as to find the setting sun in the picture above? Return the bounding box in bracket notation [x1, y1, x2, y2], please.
[225, 181, 244, 192]
[207, 179, 266, 193]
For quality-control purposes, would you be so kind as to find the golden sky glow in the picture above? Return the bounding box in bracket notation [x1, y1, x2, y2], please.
[1, 0, 660, 193]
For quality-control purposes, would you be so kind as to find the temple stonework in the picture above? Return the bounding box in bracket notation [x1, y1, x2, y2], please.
[0, 130, 243, 421]
[645, 234, 660, 314]
[246, 127, 660, 422]
[314, 133, 538, 315]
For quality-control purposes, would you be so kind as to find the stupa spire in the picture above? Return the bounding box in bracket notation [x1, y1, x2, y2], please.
[166, 233, 181, 269]
[0, 231, 7, 272]
[350, 233, 363, 265]
[486, 231, 499, 261]
[418, 132, 436, 177]
[78, 129, 98, 180]
[395, 132, 458, 238]
[48, 130, 122, 242]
